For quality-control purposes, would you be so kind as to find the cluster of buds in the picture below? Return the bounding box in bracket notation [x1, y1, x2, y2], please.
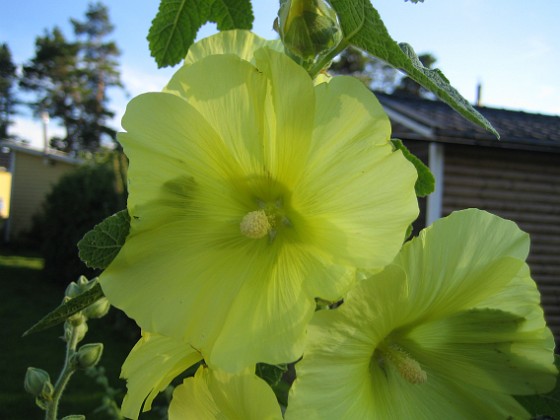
[24, 275, 109, 414]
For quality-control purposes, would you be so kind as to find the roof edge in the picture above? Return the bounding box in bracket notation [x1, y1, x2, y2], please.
[0, 140, 83, 165]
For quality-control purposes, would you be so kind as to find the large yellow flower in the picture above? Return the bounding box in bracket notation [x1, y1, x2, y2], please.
[119, 332, 282, 419]
[100, 30, 418, 372]
[169, 366, 282, 420]
[286, 209, 557, 419]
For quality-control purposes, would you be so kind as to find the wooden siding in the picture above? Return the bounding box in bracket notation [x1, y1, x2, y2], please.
[441, 143, 560, 341]
[402, 139, 429, 235]
[9, 152, 78, 239]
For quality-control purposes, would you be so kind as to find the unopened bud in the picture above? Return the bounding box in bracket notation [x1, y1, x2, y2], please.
[75, 343, 103, 369]
[24, 367, 53, 398]
[67, 310, 87, 327]
[65, 276, 97, 298]
[64, 320, 88, 344]
[277, 0, 342, 63]
[83, 297, 110, 319]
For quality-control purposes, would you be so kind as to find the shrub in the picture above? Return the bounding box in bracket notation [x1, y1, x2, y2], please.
[32, 156, 126, 284]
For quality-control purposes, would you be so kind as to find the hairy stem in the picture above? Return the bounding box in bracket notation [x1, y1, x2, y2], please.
[45, 323, 80, 420]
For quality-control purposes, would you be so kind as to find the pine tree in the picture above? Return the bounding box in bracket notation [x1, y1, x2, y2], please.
[20, 2, 122, 152]
[0, 43, 18, 139]
[20, 27, 81, 151]
[71, 2, 123, 150]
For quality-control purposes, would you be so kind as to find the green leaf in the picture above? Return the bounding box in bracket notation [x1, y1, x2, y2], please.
[148, 0, 253, 68]
[391, 139, 434, 197]
[256, 363, 288, 388]
[515, 355, 560, 418]
[327, 0, 499, 138]
[23, 284, 105, 336]
[208, 0, 254, 31]
[78, 210, 130, 270]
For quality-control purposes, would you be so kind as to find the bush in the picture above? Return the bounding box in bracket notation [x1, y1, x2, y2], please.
[32, 156, 126, 284]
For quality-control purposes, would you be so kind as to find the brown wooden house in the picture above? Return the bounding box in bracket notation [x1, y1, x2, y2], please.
[377, 93, 560, 342]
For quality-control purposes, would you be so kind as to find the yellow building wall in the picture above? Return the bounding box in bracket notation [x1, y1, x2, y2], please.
[0, 170, 11, 218]
[9, 152, 79, 240]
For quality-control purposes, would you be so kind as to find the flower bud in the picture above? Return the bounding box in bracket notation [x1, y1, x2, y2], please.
[75, 343, 104, 369]
[83, 296, 110, 319]
[67, 310, 87, 327]
[64, 320, 88, 343]
[64, 282, 82, 299]
[65, 276, 97, 298]
[24, 367, 53, 398]
[277, 0, 342, 62]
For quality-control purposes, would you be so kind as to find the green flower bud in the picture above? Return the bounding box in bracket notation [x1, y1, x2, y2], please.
[277, 0, 342, 62]
[83, 296, 110, 319]
[65, 276, 97, 298]
[24, 367, 52, 398]
[61, 415, 86, 420]
[75, 343, 103, 369]
[67, 310, 87, 327]
[64, 320, 88, 343]
[64, 282, 82, 299]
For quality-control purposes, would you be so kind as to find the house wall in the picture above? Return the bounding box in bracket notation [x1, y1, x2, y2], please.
[401, 139, 429, 236]
[441, 143, 560, 341]
[8, 151, 78, 240]
[0, 169, 11, 218]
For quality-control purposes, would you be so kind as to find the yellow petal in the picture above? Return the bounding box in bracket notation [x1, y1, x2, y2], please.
[169, 366, 282, 420]
[184, 30, 283, 65]
[120, 332, 202, 419]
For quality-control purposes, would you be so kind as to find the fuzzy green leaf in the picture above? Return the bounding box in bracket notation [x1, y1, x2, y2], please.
[515, 355, 560, 418]
[391, 139, 434, 197]
[328, 0, 499, 138]
[148, 0, 253, 68]
[78, 210, 130, 270]
[209, 0, 254, 31]
[23, 284, 105, 336]
[256, 363, 288, 388]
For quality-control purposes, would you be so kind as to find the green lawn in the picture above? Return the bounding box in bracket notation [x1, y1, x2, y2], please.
[0, 249, 141, 419]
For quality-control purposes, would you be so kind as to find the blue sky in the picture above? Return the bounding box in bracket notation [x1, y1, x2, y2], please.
[1, 1, 559, 148]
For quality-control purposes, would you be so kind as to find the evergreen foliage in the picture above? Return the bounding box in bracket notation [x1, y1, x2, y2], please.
[20, 2, 123, 152]
[0, 43, 18, 139]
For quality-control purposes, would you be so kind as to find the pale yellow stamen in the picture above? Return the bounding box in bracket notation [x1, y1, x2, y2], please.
[381, 344, 427, 384]
[240, 210, 271, 239]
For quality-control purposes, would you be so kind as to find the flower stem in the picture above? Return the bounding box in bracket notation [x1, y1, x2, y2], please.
[308, 39, 349, 79]
[45, 323, 80, 420]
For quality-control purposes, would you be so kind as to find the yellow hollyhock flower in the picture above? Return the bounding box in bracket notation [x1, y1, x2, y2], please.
[100, 30, 418, 372]
[119, 332, 282, 419]
[119, 332, 202, 419]
[286, 209, 557, 419]
[169, 366, 282, 420]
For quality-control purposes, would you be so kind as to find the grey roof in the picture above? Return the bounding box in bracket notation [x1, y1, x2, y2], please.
[376, 93, 560, 152]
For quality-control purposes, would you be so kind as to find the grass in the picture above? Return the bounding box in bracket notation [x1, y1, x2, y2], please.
[0, 249, 141, 419]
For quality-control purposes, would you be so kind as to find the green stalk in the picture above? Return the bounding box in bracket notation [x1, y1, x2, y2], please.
[45, 324, 80, 420]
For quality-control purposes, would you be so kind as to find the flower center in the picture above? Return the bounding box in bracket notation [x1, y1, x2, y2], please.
[239, 198, 291, 240]
[240, 210, 271, 239]
[376, 343, 427, 384]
